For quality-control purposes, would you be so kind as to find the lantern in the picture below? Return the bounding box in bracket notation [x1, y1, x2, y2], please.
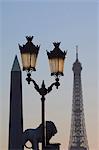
[47, 42, 67, 76]
[19, 36, 40, 71]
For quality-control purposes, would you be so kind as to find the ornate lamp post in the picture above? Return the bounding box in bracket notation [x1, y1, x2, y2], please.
[19, 36, 67, 149]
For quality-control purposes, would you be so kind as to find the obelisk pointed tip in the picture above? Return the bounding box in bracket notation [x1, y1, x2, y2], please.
[11, 55, 21, 71]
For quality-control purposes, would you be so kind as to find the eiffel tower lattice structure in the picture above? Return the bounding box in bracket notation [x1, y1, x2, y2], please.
[68, 46, 89, 150]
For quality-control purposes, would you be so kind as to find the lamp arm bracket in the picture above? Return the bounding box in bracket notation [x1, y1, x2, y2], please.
[30, 79, 40, 93]
[47, 82, 56, 93]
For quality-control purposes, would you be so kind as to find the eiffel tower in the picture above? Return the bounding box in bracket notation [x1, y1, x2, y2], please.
[68, 46, 89, 150]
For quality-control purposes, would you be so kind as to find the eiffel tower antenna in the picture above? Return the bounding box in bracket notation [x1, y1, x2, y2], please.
[76, 45, 78, 60]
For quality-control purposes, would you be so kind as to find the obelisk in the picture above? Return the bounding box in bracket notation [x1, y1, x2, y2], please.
[9, 55, 23, 150]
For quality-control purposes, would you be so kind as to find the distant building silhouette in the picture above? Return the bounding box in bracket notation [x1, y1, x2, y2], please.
[68, 46, 89, 150]
[8, 56, 23, 150]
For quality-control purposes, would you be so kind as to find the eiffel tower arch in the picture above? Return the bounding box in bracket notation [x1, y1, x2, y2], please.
[68, 46, 89, 150]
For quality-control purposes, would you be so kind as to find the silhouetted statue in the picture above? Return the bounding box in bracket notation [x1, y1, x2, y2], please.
[22, 121, 57, 150]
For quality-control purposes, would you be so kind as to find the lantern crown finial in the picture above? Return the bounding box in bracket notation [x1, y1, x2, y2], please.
[26, 36, 34, 42]
[53, 42, 61, 48]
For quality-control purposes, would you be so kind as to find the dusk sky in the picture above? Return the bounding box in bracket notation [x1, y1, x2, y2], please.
[0, 1, 99, 150]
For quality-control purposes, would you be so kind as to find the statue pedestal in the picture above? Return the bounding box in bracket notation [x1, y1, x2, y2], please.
[44, 143, 61, 150]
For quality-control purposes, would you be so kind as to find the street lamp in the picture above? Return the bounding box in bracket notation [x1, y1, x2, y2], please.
[19, 36, 67, 149]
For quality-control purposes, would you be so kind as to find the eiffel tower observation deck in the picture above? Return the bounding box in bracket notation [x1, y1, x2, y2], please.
[68, 46, 89, 150]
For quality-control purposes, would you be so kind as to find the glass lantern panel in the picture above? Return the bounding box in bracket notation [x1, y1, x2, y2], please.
[54, 58, 59, 73]
[31, 54, 37, 69]
[49, 59, 53, 73]
[21, 53, 30, 70]
[49, 58, 59, 74]
[59, 58, 64, 73]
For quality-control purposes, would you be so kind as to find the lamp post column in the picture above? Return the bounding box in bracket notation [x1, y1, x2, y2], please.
[41, 95, 45, 149]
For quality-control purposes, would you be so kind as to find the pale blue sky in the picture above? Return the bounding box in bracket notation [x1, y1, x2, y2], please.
[0, 1, 98, 150]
